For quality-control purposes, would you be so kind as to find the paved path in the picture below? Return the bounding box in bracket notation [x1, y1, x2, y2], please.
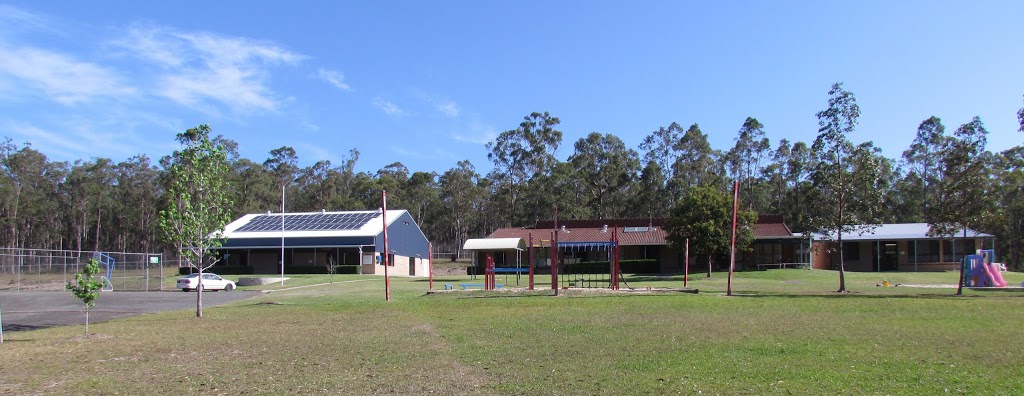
[0, 290, 263, 332]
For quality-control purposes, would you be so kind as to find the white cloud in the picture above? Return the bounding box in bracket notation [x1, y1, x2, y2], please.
[413, 90, 461, 118]
[372, 97, 407, 117]
[451, 119, 498, 145]
[316, 68, 351, 92]
[114, 25, 305, 113]
[436, 100, 461, 118]
[0, 44, 136, 104]
[0, 5, 56, 35]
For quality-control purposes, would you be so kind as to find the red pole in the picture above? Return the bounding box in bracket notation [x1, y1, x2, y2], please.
[485, 255, 495, 290]
[382, 190, 390, 302]
[727, 180, 739, 297]
[552, 208, 559, 294]
[684, 238, 690, 288]
[528, 233, 535, 290]
[428, 241, 433, 290]
[611, 226, 619, 290]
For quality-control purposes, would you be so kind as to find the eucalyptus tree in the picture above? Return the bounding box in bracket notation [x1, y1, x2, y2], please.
[110, 155, 161, 253]
[65, 158, 114, 252]
[672, 123, 724, 194]
[568, 132, 641, 219]
[633, 161, 669, 218]
[988, 146, 1024, 269]
[901, 116, 948, 223]
[725, 117, 772, 211]
[439, 160, 485, 255]
[929, 117, 991, 294]
[376, 162, 410, 210]
[230, 158, 277, 216]
[263, 146, 299, 211]
[405, 170, 440, 228]
[640, 122, 685, 206]
[1, 144, 62, 250]
[809, 82, 878, 293]
[296, 160, 334, 211]
[486, 112, 562, 227]
[159, 125, 234, 318]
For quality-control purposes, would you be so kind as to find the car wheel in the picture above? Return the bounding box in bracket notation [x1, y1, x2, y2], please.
[225, 283, 235, 291]
[182, 288, 190, 292]
[197, 284, 204, 292]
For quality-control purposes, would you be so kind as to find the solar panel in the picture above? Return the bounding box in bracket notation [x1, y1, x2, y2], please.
[235, 212, 379, 232]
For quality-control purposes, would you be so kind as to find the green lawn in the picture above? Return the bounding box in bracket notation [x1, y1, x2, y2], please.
[4, 270, 1024, 394]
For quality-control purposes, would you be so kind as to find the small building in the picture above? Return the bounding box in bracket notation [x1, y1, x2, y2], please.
[215, 210, 430, 276]
[811, 223, 995, 272]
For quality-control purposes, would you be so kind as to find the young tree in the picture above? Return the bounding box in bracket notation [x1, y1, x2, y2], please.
[664, 185, 756, 277]
[809, 82, 880, 293]
[159, 125, 234, 318]
[66, 259, 103, 335]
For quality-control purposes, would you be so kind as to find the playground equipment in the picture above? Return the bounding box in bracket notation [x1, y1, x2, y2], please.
[92, 252, 116, 291]
[552, 227, 622, 290]
[962, 249, 1007, 288]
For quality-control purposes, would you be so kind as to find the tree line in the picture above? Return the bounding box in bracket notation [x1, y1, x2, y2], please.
[2, 83, 1022, 269]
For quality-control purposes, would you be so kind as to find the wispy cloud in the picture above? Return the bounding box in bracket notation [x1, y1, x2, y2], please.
[316, 68, 351, 92]
[0, 5, 57, 35]
[114, 25, 305, 113]
[414, 90, 461, 118]
[436, 100, 461, 118]
[372, 97, 407, 117]
[0, 44, 136, 104]
[451, 119, 498, 145]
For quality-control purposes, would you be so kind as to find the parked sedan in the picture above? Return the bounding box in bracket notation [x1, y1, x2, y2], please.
[176, 273, 236, 292]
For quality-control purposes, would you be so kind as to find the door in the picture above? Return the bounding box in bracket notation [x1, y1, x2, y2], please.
[409, 257, 416, 276]
[873, 241, 899, 271]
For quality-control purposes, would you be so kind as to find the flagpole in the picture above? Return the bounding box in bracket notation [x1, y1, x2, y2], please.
[382, 190, 391, 302]
[280, 185, 285, 286]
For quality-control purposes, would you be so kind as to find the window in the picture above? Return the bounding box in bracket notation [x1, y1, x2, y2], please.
[842, 242, 860, 261]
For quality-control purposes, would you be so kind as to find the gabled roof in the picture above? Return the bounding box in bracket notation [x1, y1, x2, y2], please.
[222, 210, 407, 240]
[487, 226, 663, 246]
[486, 221, 794, 246]
[813, 223, 993, 241]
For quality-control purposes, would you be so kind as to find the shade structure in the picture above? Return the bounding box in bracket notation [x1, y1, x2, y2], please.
[463, 238, 526, 251]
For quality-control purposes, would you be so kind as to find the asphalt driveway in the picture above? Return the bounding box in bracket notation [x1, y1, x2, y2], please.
[0, 290, 263, 331]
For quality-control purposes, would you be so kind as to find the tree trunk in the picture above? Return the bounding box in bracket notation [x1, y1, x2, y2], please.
[196, 254, 204, 318]
[707, 255, 713, 278]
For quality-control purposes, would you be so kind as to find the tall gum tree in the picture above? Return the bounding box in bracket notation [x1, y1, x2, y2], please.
[810, 82, 881, 293]
[486, 112, 562, 227]
[159, 125, 234, 318]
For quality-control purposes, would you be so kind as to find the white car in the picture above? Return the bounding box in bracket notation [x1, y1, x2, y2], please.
[176, 273, 236, 292]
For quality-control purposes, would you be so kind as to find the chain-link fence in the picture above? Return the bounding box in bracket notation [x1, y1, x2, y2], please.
[0, 248, 177, 291]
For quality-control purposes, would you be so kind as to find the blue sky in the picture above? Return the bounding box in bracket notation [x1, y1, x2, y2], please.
[1, 1, 1021, 175]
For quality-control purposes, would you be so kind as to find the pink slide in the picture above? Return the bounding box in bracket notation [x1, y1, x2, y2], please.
[982, 262, 1008, 287]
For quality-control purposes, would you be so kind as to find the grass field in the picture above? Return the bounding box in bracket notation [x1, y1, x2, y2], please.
[4, 269, 1024, 394]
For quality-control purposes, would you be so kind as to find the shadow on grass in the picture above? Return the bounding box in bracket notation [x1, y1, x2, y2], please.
[729, 292, 1004, 300]
[2, 323, 52, 332]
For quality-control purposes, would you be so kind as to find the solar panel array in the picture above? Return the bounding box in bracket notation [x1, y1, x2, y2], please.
[235, 212, 379, 232]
